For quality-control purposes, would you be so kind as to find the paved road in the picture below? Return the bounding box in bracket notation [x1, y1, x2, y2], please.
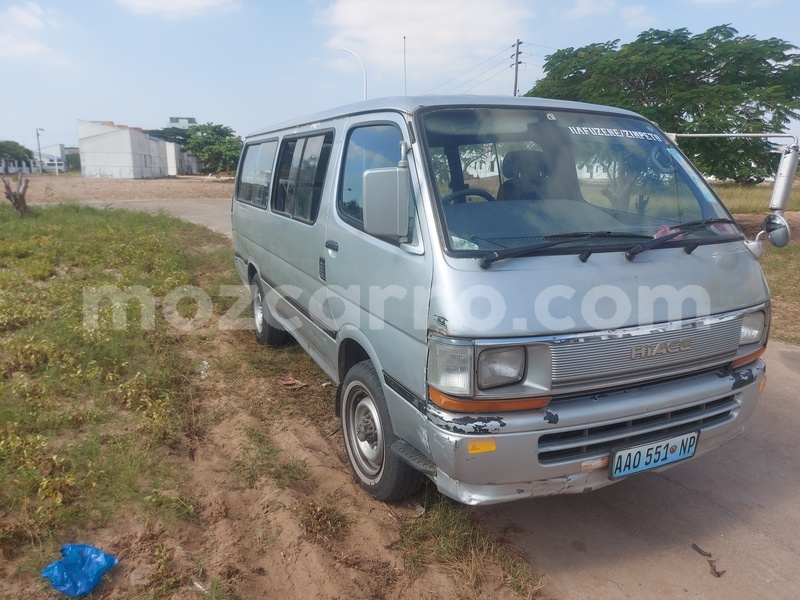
[86, 196, 799, 599]
[482, 341, 800, 600]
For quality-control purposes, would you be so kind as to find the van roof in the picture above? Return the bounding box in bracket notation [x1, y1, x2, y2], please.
[246, 95, 642, 138]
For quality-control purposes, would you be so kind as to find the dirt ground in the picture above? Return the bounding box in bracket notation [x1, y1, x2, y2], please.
[19, 173, 236, 203]
[6, 174, 530, 600]
[5, 174, 798, 599]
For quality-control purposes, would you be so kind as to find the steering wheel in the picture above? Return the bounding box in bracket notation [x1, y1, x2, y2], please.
[650, 145, 673, 174]
[441, 188, 496, 205]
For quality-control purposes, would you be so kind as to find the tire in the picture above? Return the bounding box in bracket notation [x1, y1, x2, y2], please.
[341, 360, 424, 502]
[250, 276, 288, 346]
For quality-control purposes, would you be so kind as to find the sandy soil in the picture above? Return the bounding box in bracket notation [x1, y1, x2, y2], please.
[18, 173, 235, 203]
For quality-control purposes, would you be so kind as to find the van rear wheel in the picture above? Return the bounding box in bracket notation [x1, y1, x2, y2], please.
[251, 276, 288, 346]
[341, 360, 424, 502]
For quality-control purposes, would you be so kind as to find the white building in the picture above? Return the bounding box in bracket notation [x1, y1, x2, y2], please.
[42, 144, 65, 161]
[77, 120, 198, 179]
[165, 142, 199, 176]
[1, 158, 34, 174]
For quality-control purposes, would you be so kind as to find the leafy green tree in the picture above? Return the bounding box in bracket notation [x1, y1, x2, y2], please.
[143, 126, 192, 146]
[0, 140, 34, 163]
[185, 123, 242, 175]
[527, 25, 800, 183]
[66, 153, 81, 172]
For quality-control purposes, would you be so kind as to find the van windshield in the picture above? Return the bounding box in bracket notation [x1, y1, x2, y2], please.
[419, 107, 737, 254]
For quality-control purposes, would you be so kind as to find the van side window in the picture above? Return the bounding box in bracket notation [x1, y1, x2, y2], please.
[272, 132, 333, 223]
[236, 140, 277, 208]
[339, 125, 404, 227]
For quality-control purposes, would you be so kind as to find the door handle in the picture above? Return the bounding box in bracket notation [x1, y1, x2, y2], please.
[325, 240, 339, 251]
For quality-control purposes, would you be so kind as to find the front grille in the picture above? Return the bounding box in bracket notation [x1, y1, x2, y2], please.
[548, 315, 741, 395]
[538, 395, 737, 464]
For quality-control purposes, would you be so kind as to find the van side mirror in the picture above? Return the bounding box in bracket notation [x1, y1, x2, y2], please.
[758, 213, 791, 248]
[363, 167, 409, 237]
[746, 213, 791, 259]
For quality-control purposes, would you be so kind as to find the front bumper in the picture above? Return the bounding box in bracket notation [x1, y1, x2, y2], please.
[425, 360, 765, 505]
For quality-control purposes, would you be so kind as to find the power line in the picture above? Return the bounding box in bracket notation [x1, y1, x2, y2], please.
[442, 59, 510, 94]
[423, 43, 516, 94]
[460, 64, 513, 94]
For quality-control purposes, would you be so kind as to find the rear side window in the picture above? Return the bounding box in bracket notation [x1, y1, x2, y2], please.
[236, 140, 277, 208]
[272, 132, 334, 223]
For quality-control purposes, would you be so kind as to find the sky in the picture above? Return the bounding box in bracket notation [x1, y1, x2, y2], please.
[2, 0, 800, 152]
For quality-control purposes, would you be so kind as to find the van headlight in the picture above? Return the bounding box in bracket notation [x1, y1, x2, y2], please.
[478, 346, 525, 389]
[739, 311, 767, 346]
[428, 337, 474, 396]
[732, 308, 770, 368]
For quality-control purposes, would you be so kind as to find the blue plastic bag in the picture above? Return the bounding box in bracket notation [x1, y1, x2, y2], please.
[42, 544, 119, 597]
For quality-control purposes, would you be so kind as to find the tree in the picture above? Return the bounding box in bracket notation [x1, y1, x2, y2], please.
[527, 25, 800, 183]
[143, 126, 192, 147]
[65, 153, 81, 172]
[2, 175, 29, 216]
[184, 123, 242, 175]
[0, 140, 34, 163]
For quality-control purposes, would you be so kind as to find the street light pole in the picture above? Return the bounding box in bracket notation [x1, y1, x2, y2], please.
[36, 128, 44, 174]
[342, 48, 367, 100]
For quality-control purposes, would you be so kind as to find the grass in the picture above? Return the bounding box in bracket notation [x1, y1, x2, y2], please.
[760, 243, 800, 345]
[711, 181, 800, 213]
[231, 424, 310, 490]
[0, 204, 237, 595]
[398, 483, 544, 596]
[298, 492, 350, 544]
[0, 202, 544, 599]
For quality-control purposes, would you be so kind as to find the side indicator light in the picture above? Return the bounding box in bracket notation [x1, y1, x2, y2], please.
[467, 439, 497, 455]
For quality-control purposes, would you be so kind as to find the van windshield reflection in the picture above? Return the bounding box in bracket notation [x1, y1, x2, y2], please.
[419, 108, 737, 254]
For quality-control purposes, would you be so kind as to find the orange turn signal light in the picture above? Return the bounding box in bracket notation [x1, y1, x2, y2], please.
[731, 346, 767, 369]
[428, 387, 551, 413]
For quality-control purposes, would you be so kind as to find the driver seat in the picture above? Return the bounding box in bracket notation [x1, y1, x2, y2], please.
[498, 150, 549, 200]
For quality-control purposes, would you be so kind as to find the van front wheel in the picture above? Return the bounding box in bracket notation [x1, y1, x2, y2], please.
[250, 276, 287, 346]
[341, 361, 423, 502]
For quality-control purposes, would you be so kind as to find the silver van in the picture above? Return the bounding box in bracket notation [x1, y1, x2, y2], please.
[231, 96, 793, 505]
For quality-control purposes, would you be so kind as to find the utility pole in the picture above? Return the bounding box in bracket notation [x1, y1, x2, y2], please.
[512, 39, 522, 96]
[36, 128, 44, 174]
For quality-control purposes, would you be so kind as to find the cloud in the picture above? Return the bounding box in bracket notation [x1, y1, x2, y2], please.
[318, 0, 534, 90]
[0, 2, 62, 62]
[115, 0, 241, 19]
[565, 0, 617, 19]
[621, 5, 656, 29]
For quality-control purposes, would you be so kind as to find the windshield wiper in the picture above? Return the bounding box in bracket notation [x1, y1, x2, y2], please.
[478, 231, 651, 269]
[624, 218, 739, 261]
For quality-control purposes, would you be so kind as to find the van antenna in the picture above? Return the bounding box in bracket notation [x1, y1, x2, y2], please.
[403, 36, 408, 113]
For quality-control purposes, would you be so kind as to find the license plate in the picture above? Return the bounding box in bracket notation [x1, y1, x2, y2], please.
[609, 431, 699, 480]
